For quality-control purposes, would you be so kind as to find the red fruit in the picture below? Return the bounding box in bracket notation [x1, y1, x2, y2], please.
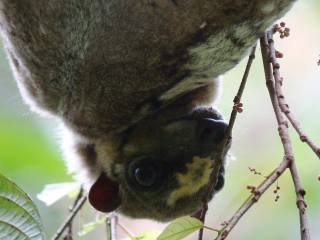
[88, 172, 121, 212]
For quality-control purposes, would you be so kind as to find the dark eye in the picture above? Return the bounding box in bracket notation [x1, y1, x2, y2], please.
[128, 157, 164, 190]
[134, 164, 157, 187]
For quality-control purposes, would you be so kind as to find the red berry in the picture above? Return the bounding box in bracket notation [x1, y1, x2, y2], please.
[276, 51, 284, 58]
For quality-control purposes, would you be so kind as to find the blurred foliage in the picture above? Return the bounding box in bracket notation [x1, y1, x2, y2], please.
[0, 1, 319, 240]
[157, 216, 204, 240]
[0, 173, 45, 240]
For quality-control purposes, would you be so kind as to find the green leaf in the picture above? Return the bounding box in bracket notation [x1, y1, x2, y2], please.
[157, 216, 203, 240]
[0, 173, 45, 240]
[133, 230, 160, 240]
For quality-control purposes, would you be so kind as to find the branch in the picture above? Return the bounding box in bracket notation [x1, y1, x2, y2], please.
[62, 187, 85, 240]
[265, 30, 311, 240]
[106, 213, 118, 240]
[217, 160, 289, 240]
[214, 29, 313, 240]
[198, 44, 257, 240]
[51, 194, 87, 240]
[268, 32, 320, 159]
[215, 34, 289, 240]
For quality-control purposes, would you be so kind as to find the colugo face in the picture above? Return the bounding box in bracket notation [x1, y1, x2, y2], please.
[89, 107, 230, 221]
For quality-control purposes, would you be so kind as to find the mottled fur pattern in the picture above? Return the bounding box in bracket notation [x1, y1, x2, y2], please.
[0, 0, 295, 221]
[0, 0, 294, 136]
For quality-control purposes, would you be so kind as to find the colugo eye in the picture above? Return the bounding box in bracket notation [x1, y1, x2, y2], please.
[134, 165, 157, 187]
[128, 157, 164, 190]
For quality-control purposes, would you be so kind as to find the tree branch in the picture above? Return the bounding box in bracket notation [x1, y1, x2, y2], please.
[214, 29, 312, 240]
[265, 30, 311, 240]
[269, 33, 320, 159]
[217, 160, 289, 240]
[198, 44, 257, 240]
[62, 187, 85, 240]
[52, 194, 87, 240]
[106, 213, 118, 240]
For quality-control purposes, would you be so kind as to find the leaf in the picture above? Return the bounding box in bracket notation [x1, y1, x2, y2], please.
[157, 216, 203, 240]
[0, 173, 45, 240]
[133, 230, 160, 240]
[78, 217, 105, 237]
[37, 182, 80, 206]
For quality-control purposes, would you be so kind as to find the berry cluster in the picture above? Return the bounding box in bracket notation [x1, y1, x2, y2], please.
[273, 22, 290, 38]
[273, 185, 281, 202]
[275, 50, 284, 58]
[233, 102, 243, 113]
[248, 167, 281, 202]
[233, 96, 244, 113]
[246, 185, 258, 195]
[248, 167, 266, 178]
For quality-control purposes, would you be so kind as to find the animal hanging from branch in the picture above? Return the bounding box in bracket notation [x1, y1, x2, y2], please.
[0, 0, 295, 221]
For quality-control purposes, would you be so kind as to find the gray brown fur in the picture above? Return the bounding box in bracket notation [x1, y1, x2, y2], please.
[0, 0, 295, 221]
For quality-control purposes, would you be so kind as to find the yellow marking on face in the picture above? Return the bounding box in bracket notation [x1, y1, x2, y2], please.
[167, 156, 213, 207]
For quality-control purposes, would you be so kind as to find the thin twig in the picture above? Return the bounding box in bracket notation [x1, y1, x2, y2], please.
[117, 221, 136, 239]
[268, 35, 320, 158]
[52, 195, 87, 240]
[216, 30, 312, 240]
[198, 44, 257, 240]
[63, 187, 84, 240]
[217, 160, 289, 240]
[266, 30, 311, 240]
[215, 37, 291, 237]
[106, 213, 118, 240]
[289, 163, 310, 240]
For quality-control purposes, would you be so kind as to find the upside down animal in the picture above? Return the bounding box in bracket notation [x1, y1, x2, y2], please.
[0, 0, 295, 221]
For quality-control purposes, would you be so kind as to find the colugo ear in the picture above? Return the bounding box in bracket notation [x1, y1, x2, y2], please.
[88, 172, 121, 212]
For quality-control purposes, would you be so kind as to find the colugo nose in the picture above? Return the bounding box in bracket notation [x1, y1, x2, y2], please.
[198, 118, 228, 143]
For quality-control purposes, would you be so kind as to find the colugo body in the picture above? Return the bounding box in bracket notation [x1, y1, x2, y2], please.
[0, 0, 295, 221]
